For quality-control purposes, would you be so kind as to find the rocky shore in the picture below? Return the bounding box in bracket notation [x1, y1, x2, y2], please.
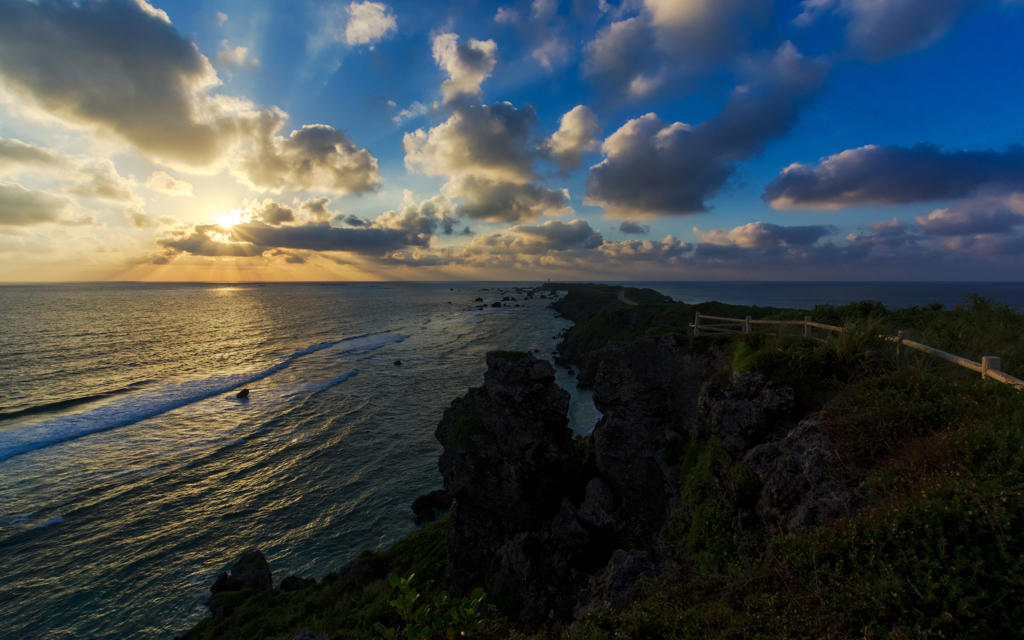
[179, 284, 1024, 639]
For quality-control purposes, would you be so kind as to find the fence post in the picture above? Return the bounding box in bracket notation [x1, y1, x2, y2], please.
[745, 316, 751, 334]
[982, 356, 1001, 380]
[694, 311, 701, 336]
[804, 316, 812, 338]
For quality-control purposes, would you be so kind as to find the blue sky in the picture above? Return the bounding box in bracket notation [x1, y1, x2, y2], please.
[1, 0, 1023, 281]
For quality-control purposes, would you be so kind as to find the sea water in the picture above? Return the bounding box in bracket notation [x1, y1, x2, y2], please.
[0, 282, 597, 639]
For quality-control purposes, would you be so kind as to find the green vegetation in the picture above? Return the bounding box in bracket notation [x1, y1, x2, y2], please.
[183, 518, 451, 640]
[374, 573, 487, 640]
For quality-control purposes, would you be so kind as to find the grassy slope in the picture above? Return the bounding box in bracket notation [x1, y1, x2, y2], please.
[538, 284, 1024, 640]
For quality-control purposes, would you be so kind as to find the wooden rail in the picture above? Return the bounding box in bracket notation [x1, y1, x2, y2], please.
[690, 311, 1024, 390]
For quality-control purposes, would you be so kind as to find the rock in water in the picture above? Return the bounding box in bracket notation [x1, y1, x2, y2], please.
[236, 388, 249, 399]
[411, 490, 453, 524]
[435, 351, 579, 621]
[394, 360, 402, 366]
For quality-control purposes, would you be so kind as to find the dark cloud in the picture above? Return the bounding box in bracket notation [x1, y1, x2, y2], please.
[449, 176, 568, 222]
[915, 196, 1024, 236]
[583, 0, 773, 99]
[0, 137, 64, 171]
[339, 214, 368, 227]
[618, 221, 650, 235]
[510, 219, 604, 251]
[586, 43, 829, 218]
[764, 143, 1024, 209]
[696, 221, 837, 247]
[159, 221, 427, 257]
[0, 181, 68, 225]
[0, 0, 382, 193]
[794, 0, 984, 62]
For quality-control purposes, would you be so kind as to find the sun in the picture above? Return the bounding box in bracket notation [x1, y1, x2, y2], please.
[216, 209, 245, 228]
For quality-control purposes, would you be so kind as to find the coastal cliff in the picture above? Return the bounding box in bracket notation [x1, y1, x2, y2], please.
[179, 284, 1024, 639]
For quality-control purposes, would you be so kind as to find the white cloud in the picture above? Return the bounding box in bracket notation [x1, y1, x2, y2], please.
[494, 7, 520, 23]
[216, 41, 260, 67]
[392, 101, 429, 124]
[145, 171, 194, 197]
[64, 160, 138, 202]
[544, 105, 600, 171]
[343, 1, 397, 46]
[216, 10, 229, 26]
[432, 33, 498, 104]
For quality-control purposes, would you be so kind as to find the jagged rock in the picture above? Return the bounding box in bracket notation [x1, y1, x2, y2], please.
[411, 490, 453, 524]
[589, 337, 727, 532]
[697, 372, 795, 452]
[210, 550, 272, 594]
[280, 575, 315, 591]
[577, 477, 618, 534]
[573, 549, 656, 620]
[550, 498, 589, 553]
[435, 351, 579, 618]
[236, 388, 249, 399]
[744, 418, 860, 533]
[207, 550, 273, 622]
[293, 631, 330, 640]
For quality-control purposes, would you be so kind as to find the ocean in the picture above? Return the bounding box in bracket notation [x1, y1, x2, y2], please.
[1, 280, 1021, 639]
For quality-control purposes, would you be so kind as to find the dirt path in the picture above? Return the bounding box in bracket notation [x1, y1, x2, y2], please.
[617, 290, 638, 306]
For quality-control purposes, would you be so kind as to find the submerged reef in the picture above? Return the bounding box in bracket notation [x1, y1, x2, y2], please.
[179, 284, 1024, 639]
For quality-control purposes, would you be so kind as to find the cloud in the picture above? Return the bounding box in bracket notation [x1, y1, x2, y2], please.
[392, 101, 429, 124]
[215, 10, 228, 26]
[145, 171, 194, 196]
[215, 41, 260, 67]
[618, 221, 649, 234]
[694, 221, 837, 247]
[583, 0, 773, 99]
[0, 0, 382, 194]
[0, 137, 64, 173]
[235, 123, 382, 194]
[444, 176, 569, 222]
[247, 198, 296, 225]
[158, 194, 463, 260]
[126, 207, 152, 229]
[64, 160, 137, 201]
[915, 195, 1024, 235]
[794, 0, 983, 62]
[0, 182, 69, 226]
[297, 196, 334, 221]
[343, 1, 397, 46]
[586, 43, 828, 218]
[404, 100, 568, 222]
[494, 7, 519, 23]
[544, 105, 600, 171]
[764, 143, 1024, 210]
[432, 33, 498, 104]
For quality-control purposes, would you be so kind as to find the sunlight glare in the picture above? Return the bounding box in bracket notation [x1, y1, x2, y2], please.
[216, 209, 245, 228]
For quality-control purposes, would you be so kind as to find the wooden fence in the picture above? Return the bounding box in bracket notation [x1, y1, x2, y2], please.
[691, 311, 1024, 390]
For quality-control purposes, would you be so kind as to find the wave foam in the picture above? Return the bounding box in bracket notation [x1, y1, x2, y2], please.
[0, 335, 402, 462]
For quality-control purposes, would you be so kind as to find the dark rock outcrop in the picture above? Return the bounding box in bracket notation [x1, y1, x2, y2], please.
[744, 418, 861, 533]
[697, 372, 796, 452]
[574, 549, 656, 620]
[280, 575, 316, 591]
[411, 490, 453, 524]
[208, 550, 273, 622]
[236, 388, 249, 399]
[436, 351, 581, 625]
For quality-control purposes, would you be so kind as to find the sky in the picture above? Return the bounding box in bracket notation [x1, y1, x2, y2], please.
[1, 0, 1024, 282]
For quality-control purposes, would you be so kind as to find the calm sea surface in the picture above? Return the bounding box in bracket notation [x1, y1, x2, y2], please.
[0, 280, 1020, 639]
